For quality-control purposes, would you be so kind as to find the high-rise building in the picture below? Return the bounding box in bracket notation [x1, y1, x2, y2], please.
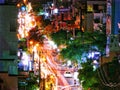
[0, 3, 18, 90]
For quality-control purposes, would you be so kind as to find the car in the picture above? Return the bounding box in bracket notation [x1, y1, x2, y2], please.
[63, 71, 73, 78]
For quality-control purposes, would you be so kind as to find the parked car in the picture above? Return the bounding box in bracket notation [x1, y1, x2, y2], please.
[63, 71, 73, 78]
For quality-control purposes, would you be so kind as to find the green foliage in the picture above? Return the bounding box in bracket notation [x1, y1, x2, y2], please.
[51, 29, 106, 61]
[26, 71, 39, 90]
[50, 29, 68, 46]
[60, 44, 83, 61]
[91, 31, 106, 51]
[18, 38, 27, 51]
[26, 83, 38, 90]
[78, 61, 100, 90]
[50, 28, 108, 89]
[78, 56, 120, 90]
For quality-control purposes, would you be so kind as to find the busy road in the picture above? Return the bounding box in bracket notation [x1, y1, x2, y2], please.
[42, 38, 82, 90]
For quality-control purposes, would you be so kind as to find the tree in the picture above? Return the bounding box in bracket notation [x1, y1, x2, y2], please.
[78, 60, 100, 90]
[78, 56, 120, 90]
[50, 29, 106, 62]
[97, 56, 120, 89]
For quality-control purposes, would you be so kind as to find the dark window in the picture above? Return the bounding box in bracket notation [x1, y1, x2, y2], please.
[93, 4, 106, 13]
[10, 20, 17, 32]
[93, 4, 99, 13]
[9, 49, 17, 55]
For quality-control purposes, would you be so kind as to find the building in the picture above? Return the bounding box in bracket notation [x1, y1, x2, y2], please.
[0, 1, 18, 90]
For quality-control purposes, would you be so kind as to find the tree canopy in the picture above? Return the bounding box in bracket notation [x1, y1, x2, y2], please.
[50, 29, 106, 61]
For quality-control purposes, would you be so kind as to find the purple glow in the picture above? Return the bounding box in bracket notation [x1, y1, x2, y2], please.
[88, 51, 100, 60]
[0, 0, 4, 4]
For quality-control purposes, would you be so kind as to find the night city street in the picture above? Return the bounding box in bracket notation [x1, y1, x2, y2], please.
[0, 0, 120, 90]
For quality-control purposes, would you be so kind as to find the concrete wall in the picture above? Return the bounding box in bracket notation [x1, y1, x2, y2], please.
[0, 5, 18, 59]
[0, 4, 18, 90]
